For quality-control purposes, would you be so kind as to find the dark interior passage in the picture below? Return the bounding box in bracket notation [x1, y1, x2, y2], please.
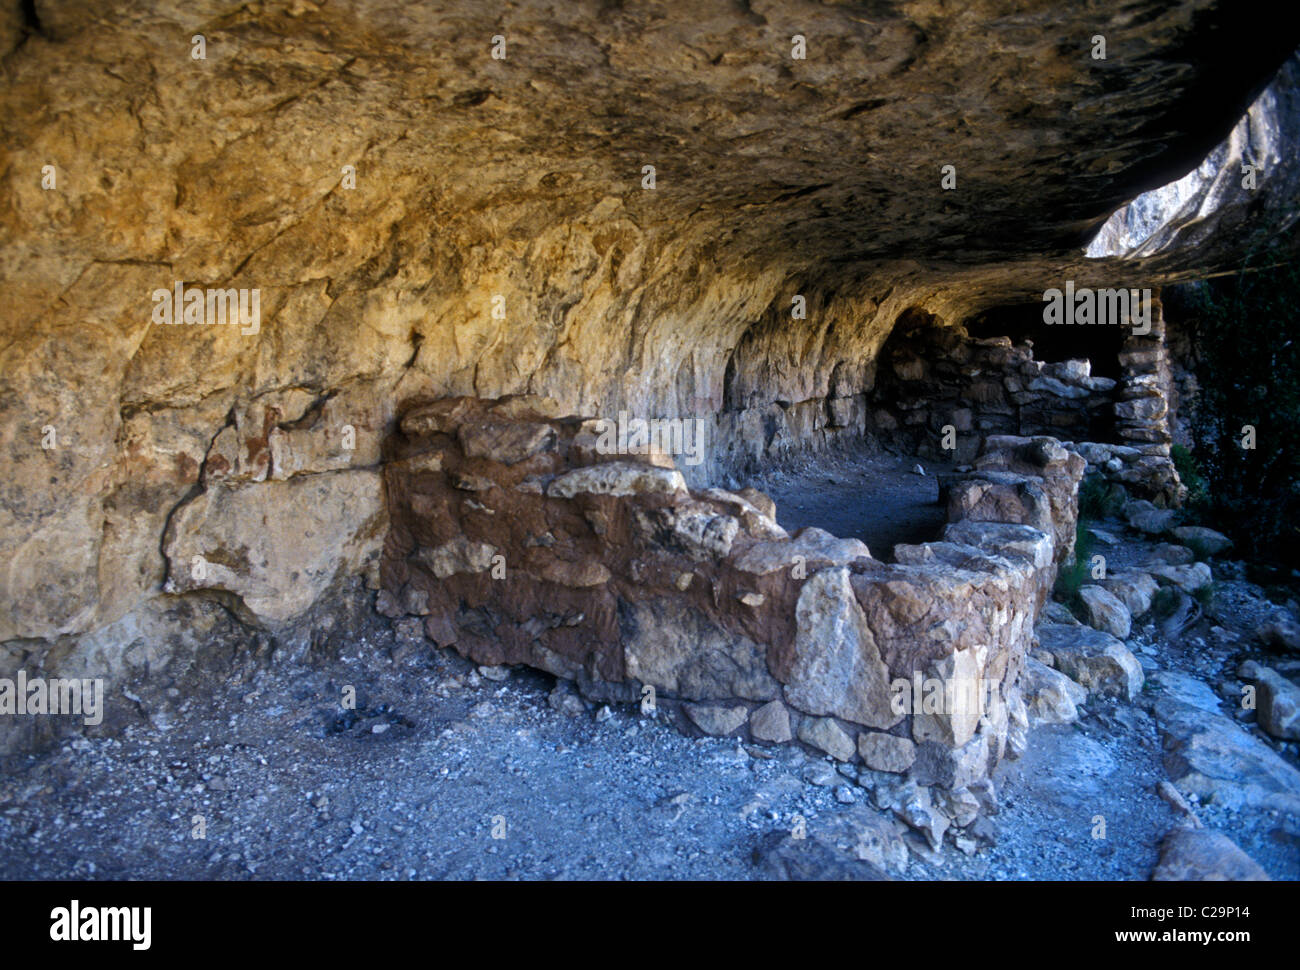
[967, 301, 1128, 379]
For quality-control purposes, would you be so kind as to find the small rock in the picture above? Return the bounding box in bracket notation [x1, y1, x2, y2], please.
[1237, 659, 1263, 681]
[1258, 615, 1300, 654]
[934, 786, 981, 827]
[1210, 625, 1240, 647]
[1246, 665, 1300, 740]
[1124, 500, 1175, 536]
[1149, 543, 1194, 566]
[1078, 585, 1132, 639]
[1171, 525, 1232, 556]
[1019, 657, 1086, 725]
[1100, 571, 1159, 618]
[683, 703, 749, 737]
[749, 700, 793, 744]
[891, 784, 949, 851]
[1042, 600, 1081, 626]
[1149, 561, 1213, 594]
[968, 778, 999, 817]
[751, 830, 889, 881]
[547, 682, 586, 718]
[1156, 780, 1201, 826]
[902, 831, 945, 867]
[801, 760, 840, 787]
[797, 717, 857, 762]
[911, 736, 990, 791]
[857, 732, 916, 773]
[655, 791, 694, 824]
[1151, 828, 1269, 881]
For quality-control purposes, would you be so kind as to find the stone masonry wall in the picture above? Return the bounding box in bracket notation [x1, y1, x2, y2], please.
[869, 308, 1184, 505]
[380, 395, 1086, 827]
[1058, 301, 1186, 506]
[870, 320, 1118, 465]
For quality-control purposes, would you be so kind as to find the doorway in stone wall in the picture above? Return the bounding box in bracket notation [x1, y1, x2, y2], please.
[967, 301, 1128, 444]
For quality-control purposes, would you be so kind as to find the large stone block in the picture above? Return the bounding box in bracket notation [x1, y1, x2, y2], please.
[785, 568, 900, 730]
[163, 470, 385, 626]
[547, 462, 686, 499]
[1036, 623, 1143, 701]
[622, 600, 778, 702]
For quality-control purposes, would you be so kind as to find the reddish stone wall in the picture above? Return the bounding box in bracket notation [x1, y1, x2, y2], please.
[381, 396, 1086, 807]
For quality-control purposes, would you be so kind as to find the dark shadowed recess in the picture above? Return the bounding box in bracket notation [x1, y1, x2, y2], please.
[968, 302, 1127, 380]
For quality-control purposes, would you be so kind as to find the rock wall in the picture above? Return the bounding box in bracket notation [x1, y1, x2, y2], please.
[869, 313, 1118, 464]
[1074, 305, 1185, 505]
[381, 396, 1085, 805]
[870, 303, 1185, 504]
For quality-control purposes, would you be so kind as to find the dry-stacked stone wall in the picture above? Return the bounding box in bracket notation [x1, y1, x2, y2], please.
[1063, 305, 1186, 506]
[381, 396, 1085, 809]
[871, 313, 1183, 505]
[871, 325, 1117, 464]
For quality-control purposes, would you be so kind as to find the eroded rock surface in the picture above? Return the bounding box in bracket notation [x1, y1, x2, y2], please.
[1151, 828, 1270, 881]
[1148, 674, 1300, 815]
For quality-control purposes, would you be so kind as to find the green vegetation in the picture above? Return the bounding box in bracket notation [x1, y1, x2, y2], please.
[1180, 237, 1300, 567]
[1182, 534, 1216, 563]
[1078, 473, 1111, 520]
[1170, 443, 1208, 510]
[1150, 585, 1182, 620]
[1193, 582, 1216, 610]
[1055, 519, 1094, 607]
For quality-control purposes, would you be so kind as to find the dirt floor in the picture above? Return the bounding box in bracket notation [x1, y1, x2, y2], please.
[754, 447, 954, 561]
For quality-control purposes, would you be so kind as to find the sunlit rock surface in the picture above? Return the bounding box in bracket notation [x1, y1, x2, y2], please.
[1087, 54, 1300, 260]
